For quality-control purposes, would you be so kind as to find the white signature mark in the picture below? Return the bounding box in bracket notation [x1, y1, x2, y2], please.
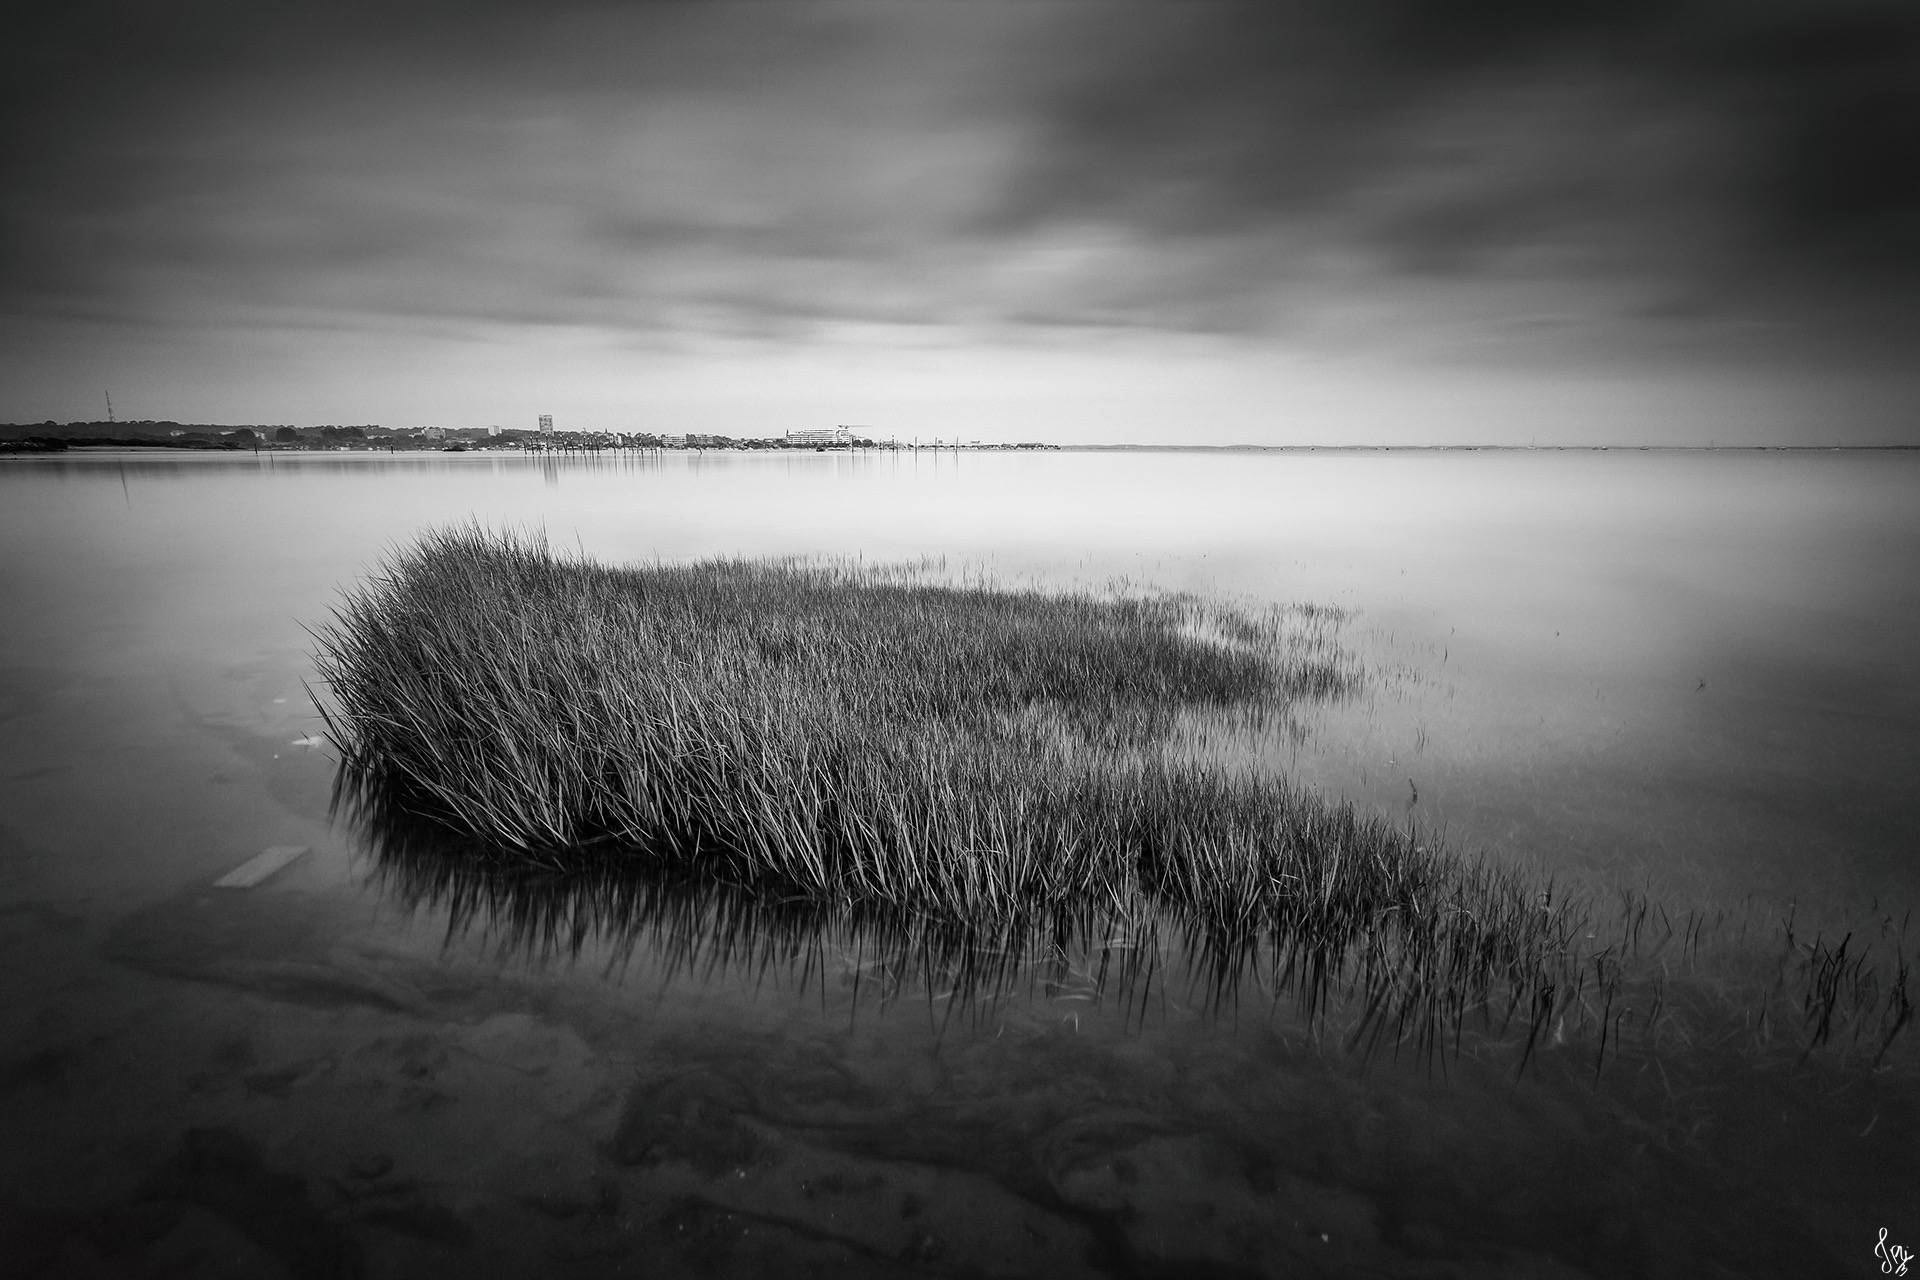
[1880, 1228, 1914, 1276]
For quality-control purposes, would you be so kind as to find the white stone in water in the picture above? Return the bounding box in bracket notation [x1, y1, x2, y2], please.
[290, 735, 324, 748]
[213, 845, 309, 889]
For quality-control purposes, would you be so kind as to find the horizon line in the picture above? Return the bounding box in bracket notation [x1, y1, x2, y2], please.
[5, 421, 1918, 453]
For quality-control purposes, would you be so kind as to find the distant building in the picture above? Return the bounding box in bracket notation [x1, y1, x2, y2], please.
[486, 424, 501, 437]
[538, 414, 554, 435]
[787, 426, 851, 448]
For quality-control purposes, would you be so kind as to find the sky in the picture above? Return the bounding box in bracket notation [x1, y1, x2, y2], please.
[3, 0, 1917, 445]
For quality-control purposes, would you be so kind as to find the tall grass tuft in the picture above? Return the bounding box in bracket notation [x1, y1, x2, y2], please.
[314, 525, 1911, 1073]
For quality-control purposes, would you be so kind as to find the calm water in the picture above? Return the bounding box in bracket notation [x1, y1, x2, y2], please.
[2, 448, 1916, 1277]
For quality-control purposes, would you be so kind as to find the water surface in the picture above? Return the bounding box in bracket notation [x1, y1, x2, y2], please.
[2, 448, 1915, 1277]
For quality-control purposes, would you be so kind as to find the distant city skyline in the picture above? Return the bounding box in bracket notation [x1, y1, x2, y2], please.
[4, 1, 1916, 446]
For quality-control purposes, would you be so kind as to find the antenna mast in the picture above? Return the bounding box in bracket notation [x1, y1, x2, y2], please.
[105, 390, 114, 423]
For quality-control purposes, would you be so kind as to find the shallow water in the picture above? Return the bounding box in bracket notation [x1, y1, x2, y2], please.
[1, 447, 1916, 1277]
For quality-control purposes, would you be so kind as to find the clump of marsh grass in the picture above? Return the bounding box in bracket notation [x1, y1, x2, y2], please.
[312, 524, 1360, 917]
[314, 525, 1913, 1075]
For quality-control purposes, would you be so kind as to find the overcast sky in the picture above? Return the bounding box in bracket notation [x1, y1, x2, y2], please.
[4, 0, 1916, 444]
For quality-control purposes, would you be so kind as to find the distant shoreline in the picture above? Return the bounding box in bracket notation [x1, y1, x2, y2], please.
[8, 441, 1917, 457]
[7, 429, 1920, 458]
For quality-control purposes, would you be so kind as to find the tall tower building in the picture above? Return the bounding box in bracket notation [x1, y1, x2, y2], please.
[538, 414, 554, 435]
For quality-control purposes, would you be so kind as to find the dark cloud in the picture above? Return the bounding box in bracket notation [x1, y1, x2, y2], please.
[2, 0, 1916, 376]
[973, 0, 1920, 352]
